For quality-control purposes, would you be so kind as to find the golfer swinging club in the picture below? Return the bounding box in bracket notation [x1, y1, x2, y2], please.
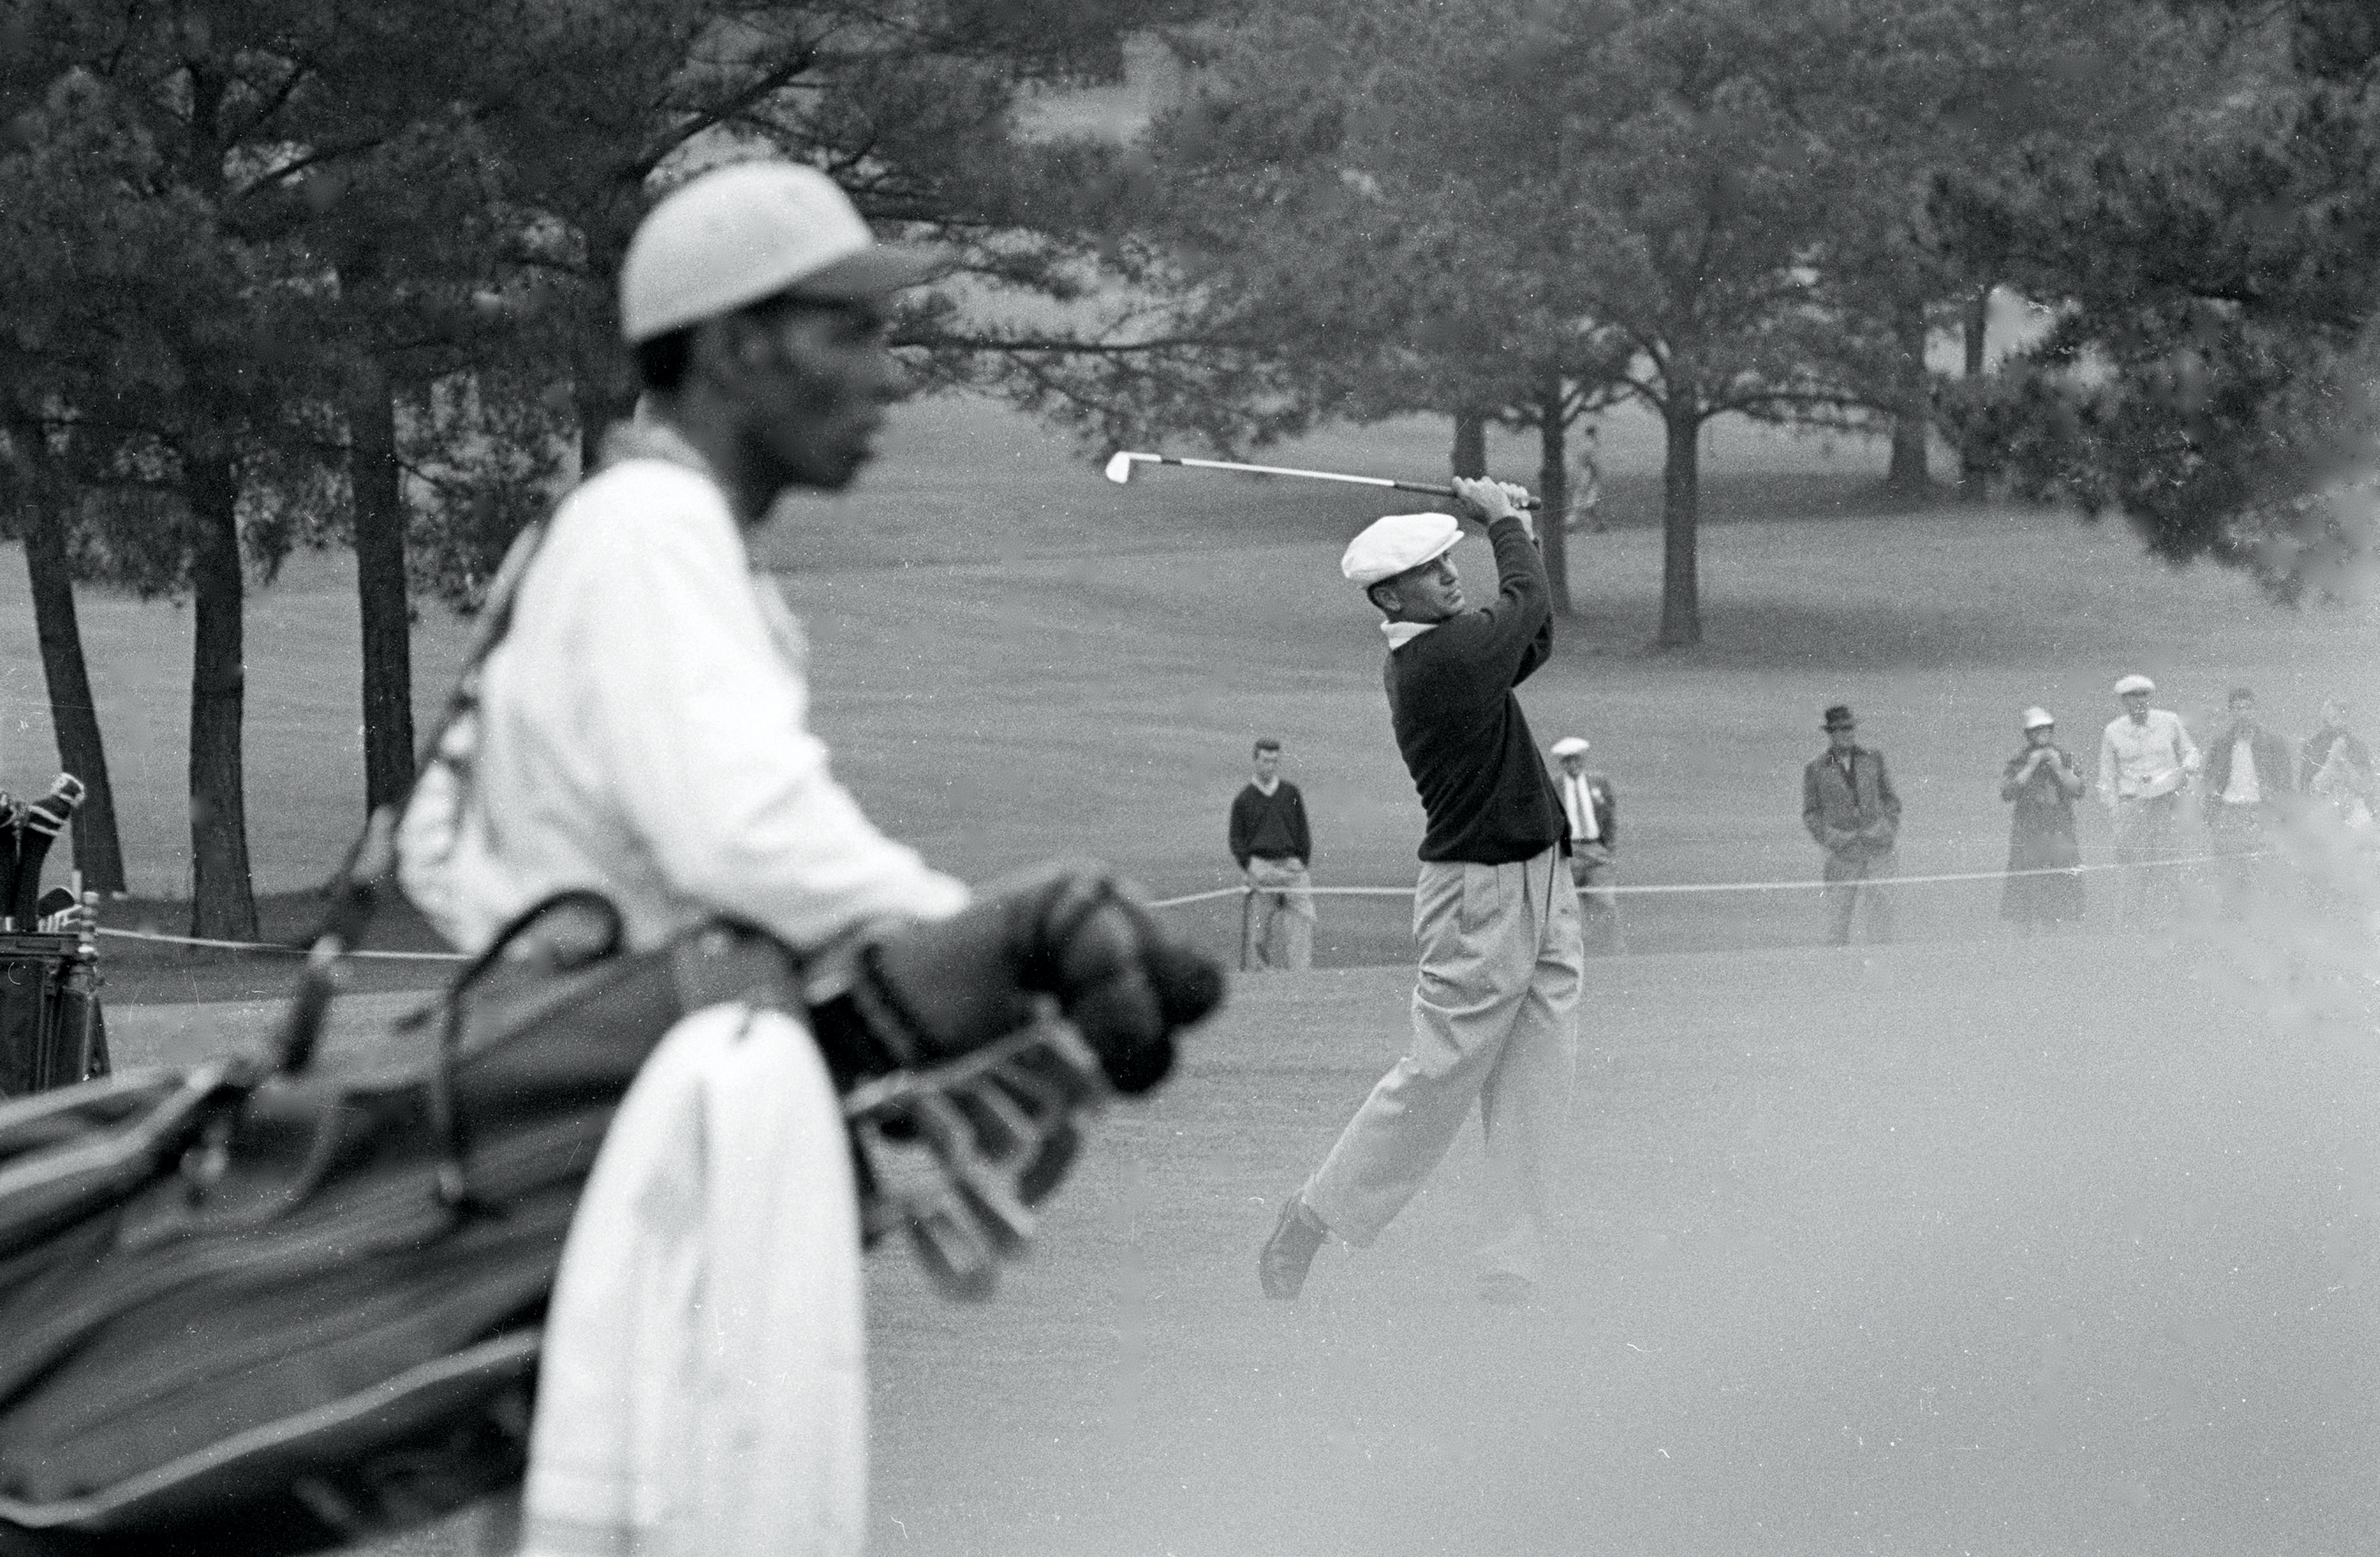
[1259, 479, 1584, 1306]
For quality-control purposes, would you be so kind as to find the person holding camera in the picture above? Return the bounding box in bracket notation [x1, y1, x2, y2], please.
[1999, 706, 2087, 932]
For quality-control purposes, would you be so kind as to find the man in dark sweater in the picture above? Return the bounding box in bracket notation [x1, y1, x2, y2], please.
[1229, 737, 1316, 971]
[1259, 477, 1583, 1306]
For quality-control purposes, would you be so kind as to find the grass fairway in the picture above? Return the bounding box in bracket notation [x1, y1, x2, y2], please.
[106, 921, 2379, 1557]
[853, 932, 2376, 1557]
[52, 389, 2379, 1555]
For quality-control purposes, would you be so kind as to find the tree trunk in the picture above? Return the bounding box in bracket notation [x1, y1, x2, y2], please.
[20, 502, 127, 893]
[1885, 294, 1930, 500]
[349, 359, 414, 814]
[1533, 373, 1571, 617]
[1958, 281, 1992, 502]
[1657, 398, 1703, 648]
[185, 452, 259, 940]
[1450, 409, 1486, 480]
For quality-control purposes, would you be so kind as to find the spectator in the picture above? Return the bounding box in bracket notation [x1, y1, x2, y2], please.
[1999, 706, 2087, 932]
[2095, 674, 2201, 927]
[1549, 735, 1625, 954]
[1802, 704, 1901, 946]
[1228, 738, 1315, 971]
[1563, 425, 1605, 534]
[2203, 686, 2294, 917]
[2301, 698, 2373, 792]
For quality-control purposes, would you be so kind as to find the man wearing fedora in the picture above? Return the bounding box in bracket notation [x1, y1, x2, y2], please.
[1258, 479, 1584, 1307]
[1550, 734, 1624, 955]
[1803, 705, 1902, 946]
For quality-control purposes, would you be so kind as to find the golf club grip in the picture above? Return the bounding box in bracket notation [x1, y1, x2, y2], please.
[1389, 479, 1540, 511]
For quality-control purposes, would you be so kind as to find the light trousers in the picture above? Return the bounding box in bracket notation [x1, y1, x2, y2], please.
[1240, 859, 1315, 971]
[1821, 847, 1897, 946]
[1304, 846, 1582, 1282]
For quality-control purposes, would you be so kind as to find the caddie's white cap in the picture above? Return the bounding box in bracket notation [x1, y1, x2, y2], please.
[1550, 736, 1590, 757]
[1342, 512, 1461, 586]
[619, 161, 939, 344]
[2113, 674, 2155, 696]
[2021, 706, 2056, 730]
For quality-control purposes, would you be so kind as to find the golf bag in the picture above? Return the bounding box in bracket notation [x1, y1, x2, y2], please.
[0, 883, 759, 1555]
[0, 933, 107, 1098]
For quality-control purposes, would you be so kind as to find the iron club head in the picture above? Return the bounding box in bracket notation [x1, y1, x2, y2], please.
[1102, 451, 1139, 485]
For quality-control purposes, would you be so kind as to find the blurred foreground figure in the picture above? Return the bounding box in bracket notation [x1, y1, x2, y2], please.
[398, 161, 1217, 1557]
[1260, 486, 1583, 1308]
[1802, 705, 1901, 946]
[1549, 734, 1625, 955]
[1229, 737, 1315, 971]
[1999, 707, 2086, 933]
[2303, 699, 2374, 828]
[2096, 674, 2201, 928]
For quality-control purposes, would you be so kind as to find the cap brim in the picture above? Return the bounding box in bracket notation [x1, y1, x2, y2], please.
[782, 242, 945, 300]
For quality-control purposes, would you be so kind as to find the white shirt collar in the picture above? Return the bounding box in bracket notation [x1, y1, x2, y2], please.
[1381, 620, 1437, 650]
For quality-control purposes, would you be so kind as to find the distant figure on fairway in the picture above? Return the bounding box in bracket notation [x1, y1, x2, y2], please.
[1229, 738, 1314, 972]
[2203, 686, 2294, 917]
[1802, 705, 1901, 946]
[1259, 480, 1583, 1309]
[1999, 706, 2087, 932]
[1549, 734, 1625, 955]
[1563, 425, 1606, 534]
[2096, 674, 2201, 927]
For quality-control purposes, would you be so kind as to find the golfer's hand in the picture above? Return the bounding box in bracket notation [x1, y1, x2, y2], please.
[1451, 476, 1533, 533]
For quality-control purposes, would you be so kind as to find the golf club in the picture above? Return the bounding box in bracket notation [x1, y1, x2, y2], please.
[0, 794, 20, 932]
[1104, 451, 1538, 510]
[10, 775, 86, 930]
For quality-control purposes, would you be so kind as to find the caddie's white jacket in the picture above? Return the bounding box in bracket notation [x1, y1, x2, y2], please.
[399, 417, 968, 955]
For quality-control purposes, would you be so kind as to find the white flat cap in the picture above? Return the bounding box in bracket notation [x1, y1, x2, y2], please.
[2021, 706, 2056, 730]
[1550, 736, 1590, 757]
[619, 161, 939, 344]
[2113, 674, 2155, 696]
[1342, 512, 1461, 586]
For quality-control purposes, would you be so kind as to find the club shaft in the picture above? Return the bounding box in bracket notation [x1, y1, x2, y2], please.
[1140, 456, 1536, 509]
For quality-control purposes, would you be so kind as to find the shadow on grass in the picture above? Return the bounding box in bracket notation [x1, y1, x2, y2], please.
[1555, 595, 2036, 671]
[1596, 467, 1971, 529]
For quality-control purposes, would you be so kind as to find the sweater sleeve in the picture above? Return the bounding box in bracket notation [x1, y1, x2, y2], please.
[1289, 786, 1313, 866]
[1449, 516, 1552, 688]
[1228, 788, 1253, 870]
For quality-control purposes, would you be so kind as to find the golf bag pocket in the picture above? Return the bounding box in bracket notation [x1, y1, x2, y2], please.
[0, 895, 801, 1556]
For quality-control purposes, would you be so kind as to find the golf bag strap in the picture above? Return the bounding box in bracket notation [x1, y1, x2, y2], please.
[275, 520, 555, 1080]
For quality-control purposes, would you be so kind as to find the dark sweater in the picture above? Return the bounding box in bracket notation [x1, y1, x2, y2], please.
[1229, 781, 1313, 868]
[1385, 515, 1566, 864]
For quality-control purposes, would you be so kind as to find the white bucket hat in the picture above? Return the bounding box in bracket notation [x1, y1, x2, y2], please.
[2021, 706, 2056, 731]
[2113, 674, 2155, 697]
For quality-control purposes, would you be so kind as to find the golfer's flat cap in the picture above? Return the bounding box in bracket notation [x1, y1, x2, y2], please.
[1343, 512, 1461, 586]
[1550, 736, 1591, 758]
[619, 161, 939, 344]
[2113, 674, 2155, 696]
[2021, 705, 2056, 730]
